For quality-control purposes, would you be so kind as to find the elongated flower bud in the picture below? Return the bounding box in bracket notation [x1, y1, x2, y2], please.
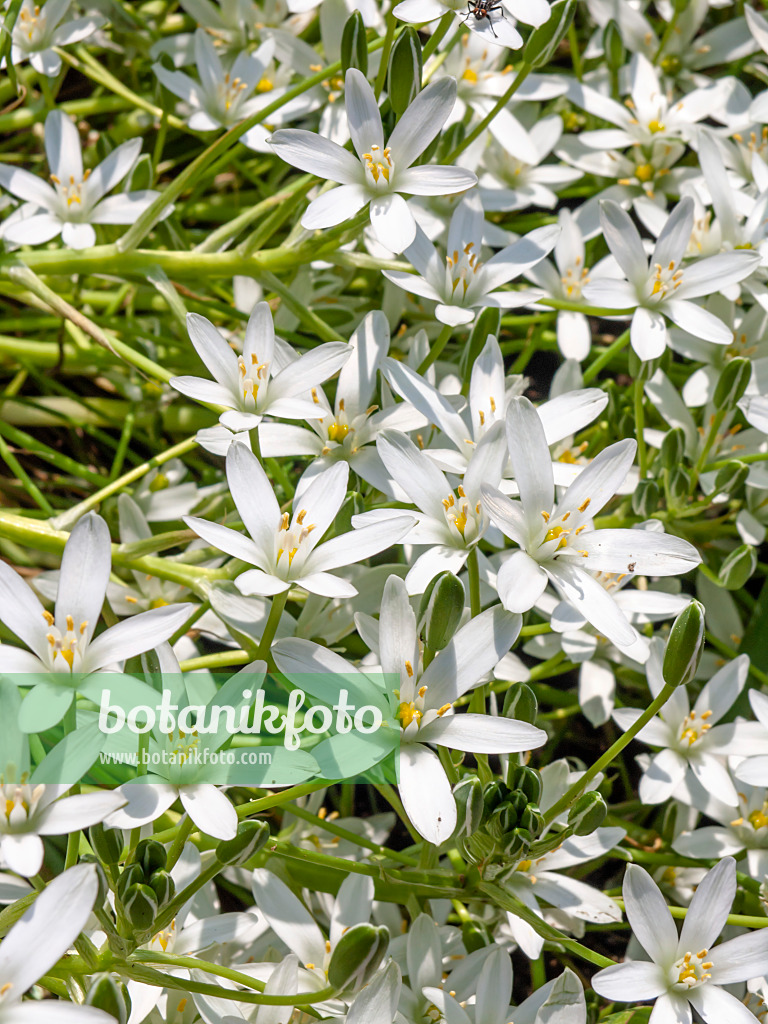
[419, 571, 465, 650]
[341, 11, 368, 76]
[134, 839, 167, 877]
[216, 820, 270, 866]
[662, 600, 705, 688]
[328, 923, 390, 993]
[525, 0, 576, 68]
[122, 883, 158, 931]
[719, 543, 757, 590]
[86, 974, 132, 1024]
[89, 823, 123, 866]
[502, 682, 538, 724]
[714, 357, 751, 411]
[388, 27, 423, 117]
[568, 791, 607, 836]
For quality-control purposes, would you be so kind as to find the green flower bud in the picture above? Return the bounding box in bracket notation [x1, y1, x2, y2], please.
[461, 920, 490, 953]
[603, 19, 624, 71]
[134, 839, 167, 878]
[328, 923, 389, 993]
[631, 479, 660, 519]
[215, 820, 270, 866]
[388, 27, 423, 118]
[507, 790, 529, 819]
[667, 466, 691, 502]
[502, 682, 538, 724]
[454, 776, 484, 837]
[341, 10, 368, 76]
[463, 829, 497, 864]
[419, 571, 465, 651]
[115, 862, 145, 902]
[507, 765, 542, 805]
[713, 357, 752, 411]
[482, 780, 509, 814]
[502, 827, 532, 858]
[520, 804, 544, 837]
[525, 0, 576, 68]
[89, 823, 123, 866]
[718, 544, 757, 590]
[148, 869, 175, 906]
[121, 883, 158, 931]
[659, 427, 686, 472]
[86, 974, 132, 1024]
[662, 599, 705, 688]
[712, 459, 749, 497]
[567, 791, 607, 836]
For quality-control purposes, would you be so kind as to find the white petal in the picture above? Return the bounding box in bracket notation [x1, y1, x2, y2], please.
[370, 193, 416, 253]
[303, 183, 370, 230]
[56, 512, 110, 644]
[269, 129, 363, 185]
[389, 77, 457, 169]
[226, 441, 282, 563]
[44, 110, 83, 185]
[709, 926, 768, 985]
[186, 312, 239, 388]
[622, 863, 678, 967]
[61, 222, 96, 249]
[180, 784, 237, 840]
[547, 562, 638, 648]
[345, 68, 384, 160]
[631, 306, 668, 360]
[569, 528, 700, 576]
[83, 603, 192, 671]
[664, 299, 733, 345]
[497, 549, 548, 613]
[399, 744, 456, 845]
[592, 961, 667, 1002]
[689, 983, 763, 1024]
[651, 197, 694, 271]
[599, 200, 647, 285]
[397, 164, 477, 196]
[505, 395, 554, 524]
[184, 515, 262, 565]
[306, 516, 413, 572]
[418, 713, 546, 753]
[638, 747, 687, 804]
[251, 868, 326, 966]
[677, 857, 735, 957]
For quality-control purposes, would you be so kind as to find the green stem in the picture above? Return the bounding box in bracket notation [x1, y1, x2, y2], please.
[634, 374, 647, 479]
[446, 62, 531, 161]
[256, 591, 289, 662]
[542, 679, 680, 826]
[418, 324, 453, 374]
[582, 329, 630, 385]
[374, 13, 397, 97]
[422, 13, 456, 62]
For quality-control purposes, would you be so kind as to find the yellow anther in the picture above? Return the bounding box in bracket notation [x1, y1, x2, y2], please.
[405, 660, 414, 677]
[281, 512, 290, 530]
[42, 609, 54, 626]
[578, 498, 591, 512]
[297, 509, 307, 525]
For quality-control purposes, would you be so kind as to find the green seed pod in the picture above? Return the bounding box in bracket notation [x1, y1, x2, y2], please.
[85, 974, 132, 1024]
[662, 599, 705, 688]
[328, 923, 390, 993]
[454, 776, 484, 837]
[502, 682, 538, 724]
[341, 10, 368, 76]
[148, 869, 175, 906]
[461, 920, 490, 953]
[603, 19, 624, 71]
[507, 765, 542, 806]
[388, 27, 423, 118]
[719, 544, 758, 590]
[567, 791, 607, 836]
[215, 820, 271, 866]
[115, 862, 145, 902]
[667, 465, 691, 502]
[714, 357, 752, 411]
[525, 0, 576, 68]
[121, 883, 158, 932]
[134, 839, 167, 878]
[659, 427, 686, 472]
[419, 571, 465, 651]
[631, 479, 660, 519]
[89, 823, 123, 866]
[712, 459, 749, 497]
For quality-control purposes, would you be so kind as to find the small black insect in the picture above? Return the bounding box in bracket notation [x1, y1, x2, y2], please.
[464, 0, 506, 37]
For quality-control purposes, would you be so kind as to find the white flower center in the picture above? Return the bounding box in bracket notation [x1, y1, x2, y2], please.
[362, 145, 394, 190]
[17, 5, 46, 46]
[678, 708, 712, 747]
[648, 260, 684, 301]
[0, 779, 45, 832]
[51, 169, 91, 216]
[238, 353, 269, 409]
[275, 509, 315, 573]
[442, 485, 481, 543]
[445, 242, 482, 304]
[537, 498, 593, 560]
[219, 71, 248, 114]
[396, 664, 451, 732]
[43, 609, 88, 671]
[561, 258, 590, 298]
[672, 949, 713, 989]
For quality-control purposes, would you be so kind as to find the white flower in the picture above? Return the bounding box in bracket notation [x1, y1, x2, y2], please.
[185, 443, 414, 598]
[383, 192, 559, 326]
[0, 863, 113, 1024]
[5, 0, 103, 77]
[592, 857, 768, 1024]
[0, 512, 192, 727]
[481, 397, 701, 648]
[613, 638, 765, 806]
[734, 689, 768, 788]
[393, 0, 551, 51]
[0, 110, 161, 249]
[269, 69, 477, 253]
[358, 425, 507, 594]
[275, 574, 546, 844]
[153, 30, 278, 151]
[582, 197, 760, 360]
[259, 310, 426, 495]
[170, 301, 351, 433]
